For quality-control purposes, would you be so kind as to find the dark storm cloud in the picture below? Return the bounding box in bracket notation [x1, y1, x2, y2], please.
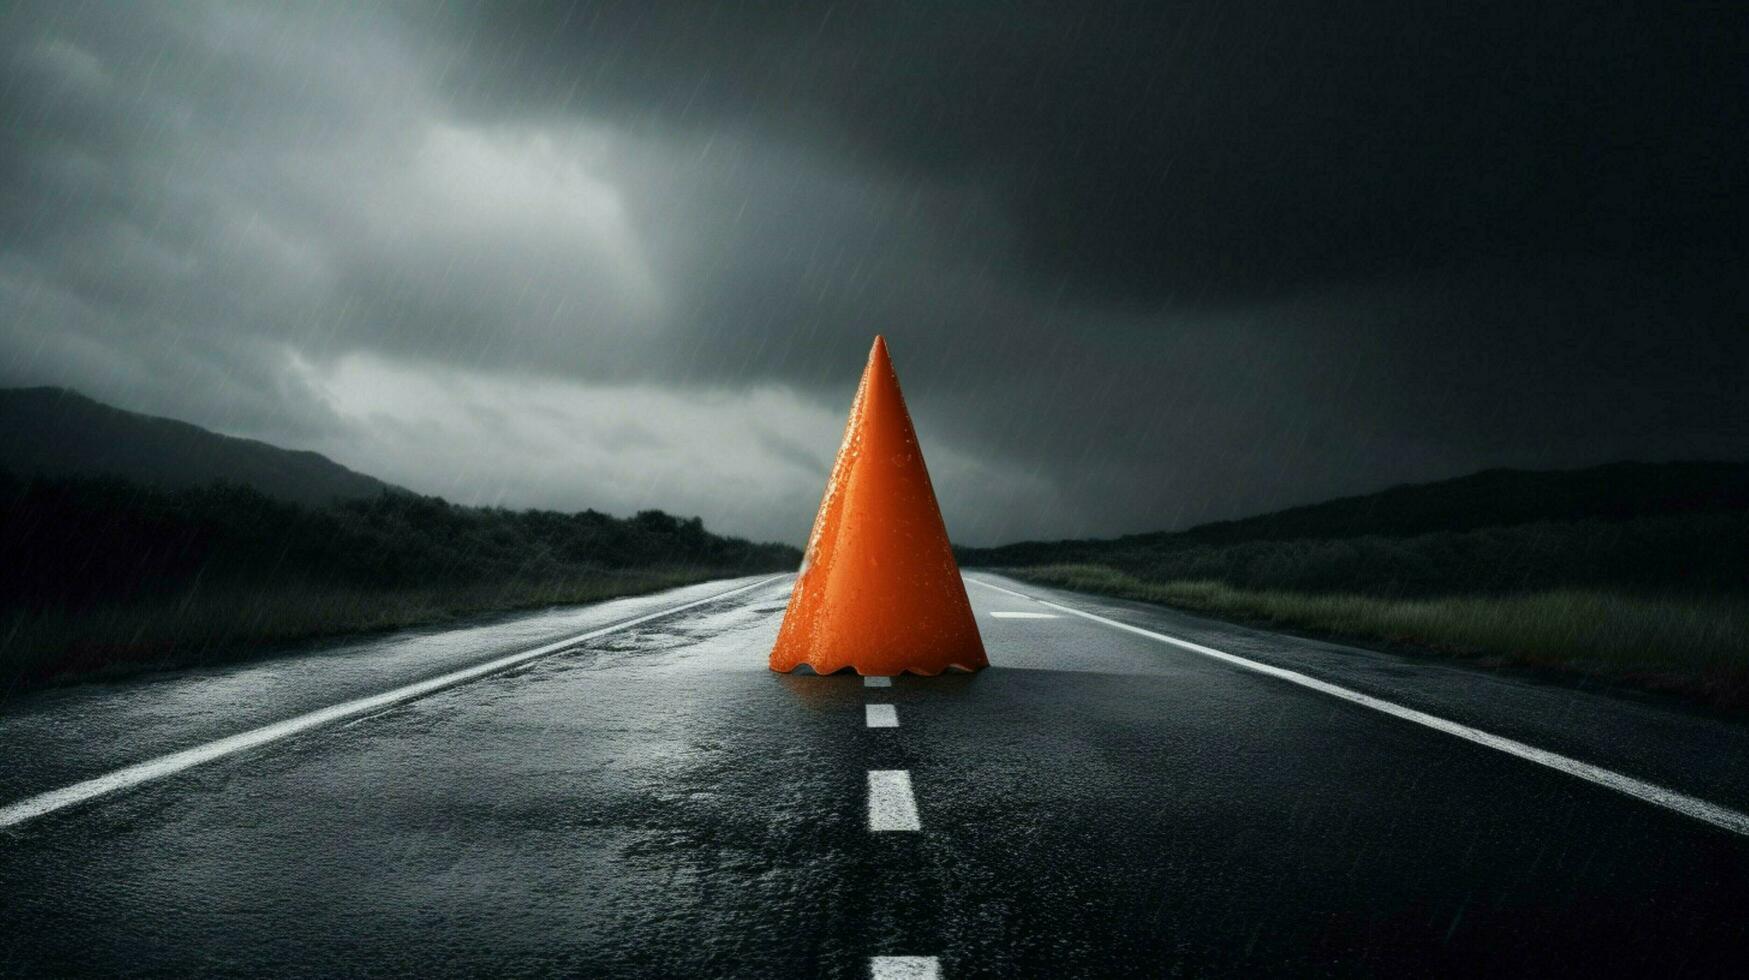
[465, 2, 1745, 301]
[1, 1, 1744, 545]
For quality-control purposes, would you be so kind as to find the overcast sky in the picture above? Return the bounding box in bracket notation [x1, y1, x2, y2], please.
[2, 2, 1744, 545]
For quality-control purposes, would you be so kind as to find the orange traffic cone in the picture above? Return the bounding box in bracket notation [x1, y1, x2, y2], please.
[771, 336, 988, 675]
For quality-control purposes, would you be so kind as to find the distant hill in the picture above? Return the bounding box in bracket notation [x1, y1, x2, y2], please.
[0, 390, 801, 688]
[1169, 461, 1748, 542]
[0, 387, 406, 506]
[960, 460, 1749, 594]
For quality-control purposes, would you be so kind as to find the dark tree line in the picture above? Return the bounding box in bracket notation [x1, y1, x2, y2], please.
[960, 461, 1749, 598]
[967, 515, 1748, 598]
[1, 471, 799, 612]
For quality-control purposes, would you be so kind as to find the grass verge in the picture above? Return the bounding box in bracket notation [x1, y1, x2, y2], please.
[1, 567, 747, 692]
[999, 564, 1749, 710]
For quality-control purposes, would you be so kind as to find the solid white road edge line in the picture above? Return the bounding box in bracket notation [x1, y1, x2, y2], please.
[966, 576, 1749, 838]
[988, 611, 1059, 619]
[866, 704, 899, 728]
[869, 955, 942, 979]
[868, 769, 921, 831]
[0, 575, 789, 831]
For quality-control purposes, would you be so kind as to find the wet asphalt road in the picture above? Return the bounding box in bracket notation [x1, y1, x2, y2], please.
[2, 573, 1748, 977]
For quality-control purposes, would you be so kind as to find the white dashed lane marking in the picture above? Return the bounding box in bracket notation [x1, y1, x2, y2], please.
[870, 955, 942, 979]
[858, 664, 933, 969]
[867, 770, 921, 831]
[988, 611, 1058, 619]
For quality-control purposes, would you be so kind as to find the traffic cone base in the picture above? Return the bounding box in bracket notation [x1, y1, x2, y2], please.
[770, 336, 988, 676]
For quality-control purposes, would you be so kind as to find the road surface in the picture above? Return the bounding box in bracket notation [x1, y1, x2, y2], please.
[3, 573, 1747, 977]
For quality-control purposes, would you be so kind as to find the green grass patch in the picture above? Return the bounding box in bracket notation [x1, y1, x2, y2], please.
[1004, 564, 1749, 709]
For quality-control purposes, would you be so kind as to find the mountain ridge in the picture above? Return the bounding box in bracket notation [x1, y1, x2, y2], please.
[962, 459, 1749, 566]
[0, 386, 406, 506]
